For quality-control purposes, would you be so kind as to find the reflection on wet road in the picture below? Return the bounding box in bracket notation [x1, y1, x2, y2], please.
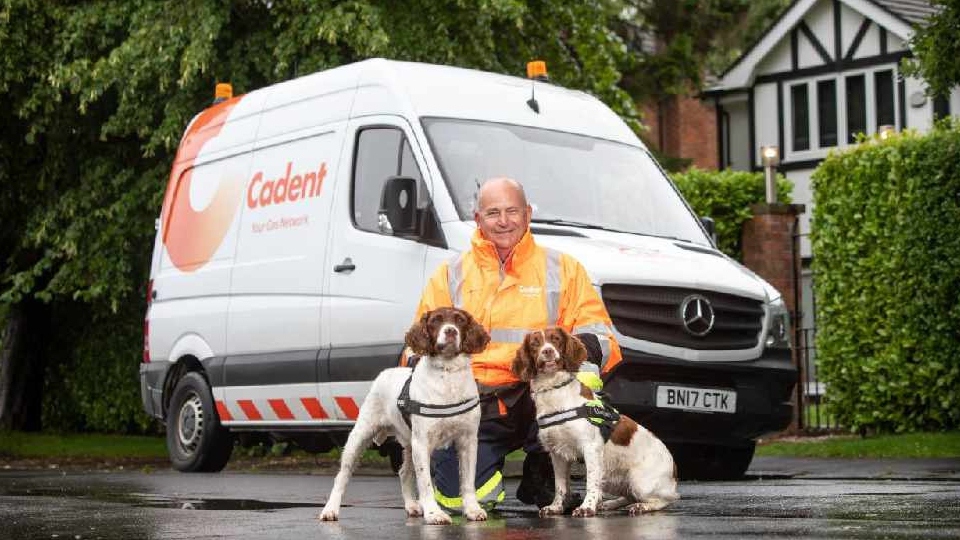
[1, 468, 958, 539]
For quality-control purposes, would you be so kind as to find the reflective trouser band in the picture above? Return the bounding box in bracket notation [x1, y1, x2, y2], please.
[447, 254, 465, 308]
[434, 470, 505, 509]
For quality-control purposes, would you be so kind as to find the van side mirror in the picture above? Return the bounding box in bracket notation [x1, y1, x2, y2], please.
[700, 216, 718, 246]
[378, 176, 418, 236]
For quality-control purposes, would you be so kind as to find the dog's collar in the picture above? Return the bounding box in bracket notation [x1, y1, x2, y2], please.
[532, 374, 577, 395]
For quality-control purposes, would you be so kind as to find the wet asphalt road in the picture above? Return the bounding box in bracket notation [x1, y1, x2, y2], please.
[1, 458, 958, 539]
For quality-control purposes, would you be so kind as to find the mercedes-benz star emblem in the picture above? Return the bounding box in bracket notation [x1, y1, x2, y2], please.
[680, 294, 715, 337]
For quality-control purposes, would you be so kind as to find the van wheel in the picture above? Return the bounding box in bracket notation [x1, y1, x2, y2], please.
[671, 441, 755, 480]
[166, 372, 234, 472]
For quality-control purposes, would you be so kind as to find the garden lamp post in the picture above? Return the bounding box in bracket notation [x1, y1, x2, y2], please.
[760, 145, 780, 204]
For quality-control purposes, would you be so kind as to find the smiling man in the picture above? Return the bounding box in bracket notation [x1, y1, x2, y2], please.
[411, 177, 622, 512]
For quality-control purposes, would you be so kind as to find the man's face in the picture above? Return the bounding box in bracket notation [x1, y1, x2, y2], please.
[474, 182, 531, 260]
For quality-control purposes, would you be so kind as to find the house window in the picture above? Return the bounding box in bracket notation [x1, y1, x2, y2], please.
[846, 74, 867, 143]
[791, 84, 810, 151]
[934, 94, 951, 121]
[874, 70, 895, 129]
[817, 80, 838, 147]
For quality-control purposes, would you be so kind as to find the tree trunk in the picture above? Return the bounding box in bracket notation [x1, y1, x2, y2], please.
[0, 300, 47, 431]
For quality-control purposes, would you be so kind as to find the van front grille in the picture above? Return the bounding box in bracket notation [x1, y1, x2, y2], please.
[601, 285, 763, 350]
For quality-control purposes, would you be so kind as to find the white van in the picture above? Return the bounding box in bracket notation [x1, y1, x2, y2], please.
[140, 58, 796, 479]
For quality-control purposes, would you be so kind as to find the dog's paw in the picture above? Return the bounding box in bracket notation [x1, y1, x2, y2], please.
[627, 502, 648, 516]
[571, 505, 597, 518]
[539, 504, 564, 517]
[318, 507, 339, 521]
[404, 500, 423, 517]
[424, 509, 452, 525]
[464, 505, 487, 521]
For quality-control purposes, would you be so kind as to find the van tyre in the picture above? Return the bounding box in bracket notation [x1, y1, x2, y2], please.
[166, 372, 234, 472]
[671, 441, 756, 480]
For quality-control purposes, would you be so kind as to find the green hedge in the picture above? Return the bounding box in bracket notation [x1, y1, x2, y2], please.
[41, 300, 155, 434]
[672, 168, 792, 259]
[811, 120, 960, 432]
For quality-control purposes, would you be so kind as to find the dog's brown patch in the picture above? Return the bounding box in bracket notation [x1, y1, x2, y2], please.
[609, 415, 639, 446]
[579, 381, 594, 400]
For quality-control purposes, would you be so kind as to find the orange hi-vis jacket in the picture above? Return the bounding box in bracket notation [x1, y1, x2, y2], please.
[414, 228, 623, 389]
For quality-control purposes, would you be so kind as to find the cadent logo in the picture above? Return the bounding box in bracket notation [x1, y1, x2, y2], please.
[161, 96, 327, 273]
[246, 162, 327, 209]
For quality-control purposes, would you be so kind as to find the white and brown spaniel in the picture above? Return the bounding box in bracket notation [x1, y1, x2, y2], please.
[512, 327, 679, 517]
[320, 307, 490, 525]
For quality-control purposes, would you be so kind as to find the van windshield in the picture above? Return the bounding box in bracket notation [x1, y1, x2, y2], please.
[422, 118, 710, 246]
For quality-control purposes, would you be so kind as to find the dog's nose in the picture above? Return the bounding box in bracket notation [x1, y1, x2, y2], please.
[444, 327, 458, 340]
[541, 348, 555, 360]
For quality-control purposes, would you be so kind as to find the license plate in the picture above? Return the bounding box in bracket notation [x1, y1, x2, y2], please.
[655, 385, 736, 414]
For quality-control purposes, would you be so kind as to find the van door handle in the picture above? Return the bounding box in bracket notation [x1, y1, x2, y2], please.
[334, 258, 356, 273]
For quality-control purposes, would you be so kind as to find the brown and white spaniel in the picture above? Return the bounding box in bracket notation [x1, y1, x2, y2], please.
[320, 307, 490, 525]
[512, 327, 679, 517]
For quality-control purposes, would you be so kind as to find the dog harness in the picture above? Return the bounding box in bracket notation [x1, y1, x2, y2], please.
[535, 376, 621, 442]
[396, 374, 480, 428]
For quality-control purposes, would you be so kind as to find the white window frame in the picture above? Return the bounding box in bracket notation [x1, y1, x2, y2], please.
[782, 64, 900, 162]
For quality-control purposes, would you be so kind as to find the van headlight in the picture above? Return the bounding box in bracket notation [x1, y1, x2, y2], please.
[765, 298, 791, 349]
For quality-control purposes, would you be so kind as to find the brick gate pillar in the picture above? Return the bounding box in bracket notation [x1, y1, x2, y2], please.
[741, 202, 805, 432]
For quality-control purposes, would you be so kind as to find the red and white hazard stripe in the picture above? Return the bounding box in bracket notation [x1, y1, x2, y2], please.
[212, 382, 369, 425]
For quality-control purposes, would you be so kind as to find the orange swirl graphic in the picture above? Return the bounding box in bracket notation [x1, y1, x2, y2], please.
[161, 97, 244, 272]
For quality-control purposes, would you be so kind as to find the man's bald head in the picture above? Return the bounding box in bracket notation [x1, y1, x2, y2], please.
[474, 177, 532, 261]
[477, 177, 528, 210]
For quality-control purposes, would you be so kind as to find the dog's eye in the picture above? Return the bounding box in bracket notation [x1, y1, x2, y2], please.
[453, 313, 465, 325]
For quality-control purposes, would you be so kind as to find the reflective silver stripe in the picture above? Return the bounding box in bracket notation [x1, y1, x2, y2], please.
[418, 397, 479, 417]
[545, 249, 561, 324]
[447, 254, 465, 308]
[598, 335, 612, 369]
[573, 323, 614, 335]
[537, 408, 579, 427]
[489, 328, 536, 343]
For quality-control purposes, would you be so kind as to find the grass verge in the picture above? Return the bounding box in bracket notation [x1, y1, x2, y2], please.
[2, 430, 957, 464]
[756, 431, 960, 459]
[0, 432, 168, 459]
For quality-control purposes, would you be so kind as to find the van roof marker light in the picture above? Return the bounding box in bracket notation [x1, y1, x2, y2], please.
[214, 82, 233, 104]
[526, 60, 548, 114]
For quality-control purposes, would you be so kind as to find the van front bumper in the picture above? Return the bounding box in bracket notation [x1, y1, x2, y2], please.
[603, 347, 796, 447]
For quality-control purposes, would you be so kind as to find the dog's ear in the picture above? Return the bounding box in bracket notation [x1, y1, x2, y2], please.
[460, 310, 490, 355]
[511, 334, 537, 382]
[404, 312, 435, 355]
[561, 328, 588, 372]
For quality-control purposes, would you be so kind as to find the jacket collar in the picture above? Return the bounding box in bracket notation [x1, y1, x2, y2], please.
[471, 228, 537, 272]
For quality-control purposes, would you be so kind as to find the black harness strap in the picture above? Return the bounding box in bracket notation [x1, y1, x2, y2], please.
[536, 400, 621, 442]
[397, 374, 480, 428]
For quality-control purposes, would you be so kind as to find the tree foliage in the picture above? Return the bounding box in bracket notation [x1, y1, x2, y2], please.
[0, 0, 642, 432]
[0, 0, 793, 432]
[614, 0, 790, 101]
[902, 0, 960, 98]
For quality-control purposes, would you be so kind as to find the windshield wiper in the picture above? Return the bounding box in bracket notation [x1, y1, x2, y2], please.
[531, 218, 695, 244]
[531, 218, 610, 230]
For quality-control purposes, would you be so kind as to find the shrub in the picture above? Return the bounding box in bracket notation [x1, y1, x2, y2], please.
[811, 120, 960, 432]
[672, 167, 792, 259]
